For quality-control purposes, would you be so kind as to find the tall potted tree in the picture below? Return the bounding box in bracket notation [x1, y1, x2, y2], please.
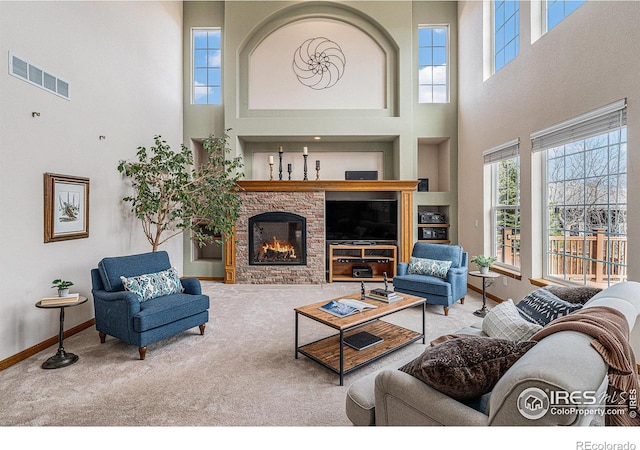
[117, 131, 243, 251]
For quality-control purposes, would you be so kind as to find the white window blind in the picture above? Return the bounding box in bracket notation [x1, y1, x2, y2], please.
[531, 99, 626, 152]
[483, 138, 519, 164]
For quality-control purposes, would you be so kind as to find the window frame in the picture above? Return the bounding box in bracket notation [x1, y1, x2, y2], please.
[533, 100, 628, 287]
[484, 139, 521, 272]
[191, 27, 222, 105]
[493, 0, 520, 73]
[543, 0, 585, 33]
[417, 24, 449, 104]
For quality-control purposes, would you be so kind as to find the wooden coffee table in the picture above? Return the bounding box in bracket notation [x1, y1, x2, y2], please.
[294, 292, 426, 385]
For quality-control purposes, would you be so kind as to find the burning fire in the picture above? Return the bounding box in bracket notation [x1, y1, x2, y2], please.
[258, 236, 297, 261]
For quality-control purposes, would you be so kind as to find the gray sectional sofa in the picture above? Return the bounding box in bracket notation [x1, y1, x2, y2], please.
[346, 281, 640, 426]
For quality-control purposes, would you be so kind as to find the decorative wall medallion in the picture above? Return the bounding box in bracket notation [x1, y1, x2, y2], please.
[292, 37, 346, 90]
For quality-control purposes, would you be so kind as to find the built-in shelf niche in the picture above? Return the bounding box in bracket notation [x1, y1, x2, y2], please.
[417, 137, 450, 192]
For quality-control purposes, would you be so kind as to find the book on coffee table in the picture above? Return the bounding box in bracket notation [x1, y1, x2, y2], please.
[344, 331, 383, 351]
[366, 290, 402, 303]
[319, 299, 378, 318]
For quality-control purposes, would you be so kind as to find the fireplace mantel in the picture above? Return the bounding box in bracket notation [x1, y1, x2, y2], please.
[236, 180, 419, 193]
[224, 180, 419, 284]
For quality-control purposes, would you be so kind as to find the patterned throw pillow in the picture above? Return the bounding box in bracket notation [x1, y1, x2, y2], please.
[543, 285, 602, 304]
[482, 299, 543, 341]
[120, 267, 183, 302]
[399, 336, 536, 401]
[516, 288, 583, 326]
[407, 256, 452, 279]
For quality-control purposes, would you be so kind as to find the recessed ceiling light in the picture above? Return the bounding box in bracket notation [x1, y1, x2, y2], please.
[313, 136, 321, 140]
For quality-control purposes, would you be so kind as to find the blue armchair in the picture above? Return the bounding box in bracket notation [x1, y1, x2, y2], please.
[91, 251, 209, 360]
[392, 243, 468, 316]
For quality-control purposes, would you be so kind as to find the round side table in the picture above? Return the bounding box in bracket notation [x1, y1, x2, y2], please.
[35, 296, 88, 369]
[468, 271, 500, 317]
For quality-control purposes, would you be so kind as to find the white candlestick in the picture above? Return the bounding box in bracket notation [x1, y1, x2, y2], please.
[269, 155, 274, 164]
[303, 147, 308, 155]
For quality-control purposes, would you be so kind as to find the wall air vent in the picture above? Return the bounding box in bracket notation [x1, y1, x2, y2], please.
[8, 52, 70, 100]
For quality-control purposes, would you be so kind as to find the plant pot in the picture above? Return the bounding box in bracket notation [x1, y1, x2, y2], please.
[479, 266, 490, 275]
[58, 288, 70, 297]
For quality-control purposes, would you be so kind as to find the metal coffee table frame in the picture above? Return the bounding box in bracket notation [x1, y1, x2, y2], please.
[294, 293, 426, 386]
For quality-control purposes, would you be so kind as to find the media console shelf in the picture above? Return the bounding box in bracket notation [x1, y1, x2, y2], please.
[328, 244, 397, 282]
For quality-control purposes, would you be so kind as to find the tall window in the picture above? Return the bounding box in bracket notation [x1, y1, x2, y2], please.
[484, 140, 521, 269]
[193, 28, 221, 105]
[494, 1, 519, 72]
[418, 25, 448, 103]
[547, 0, 584, 31]
[532, 100, 627, 287]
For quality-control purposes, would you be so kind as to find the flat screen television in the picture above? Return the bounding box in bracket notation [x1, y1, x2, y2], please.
[325, 199, 398, 243]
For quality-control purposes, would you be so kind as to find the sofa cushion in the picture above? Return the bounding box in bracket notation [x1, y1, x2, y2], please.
[399, 337, 536, 401]
[411, 243, 463, 268]
[482, 299, 543, 341]
[392, 274, 452, 297]
[98, 251, 171, 292]
[543, 285, 602, 304]
[133, 293, 210, 332]
[516, 288, 583, 326]
[121, 267, 183, 302]
[407, 256, 452, 279]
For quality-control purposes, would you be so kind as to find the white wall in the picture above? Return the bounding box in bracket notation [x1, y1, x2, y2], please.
[457, 2, 640, 350]
[0, 1, 184, 362]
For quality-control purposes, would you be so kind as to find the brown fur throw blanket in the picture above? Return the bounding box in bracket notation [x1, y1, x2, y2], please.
[530, 306, 640, 426]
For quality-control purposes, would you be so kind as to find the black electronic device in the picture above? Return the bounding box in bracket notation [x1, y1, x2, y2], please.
[325, 199, 398, 242]
[417, 178, 429, 192]
[420, 227, 448, 240]
[419, 212, 446, 224]
[352, 266, 373, 278]
[345, 170, 378, 180]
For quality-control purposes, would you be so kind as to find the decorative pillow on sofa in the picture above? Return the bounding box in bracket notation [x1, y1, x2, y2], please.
[543, 285, 602, 304]
[121, 267, 183, 302]
[482, 299, 543, 341]
[516, 288, 583, 326]
[399, 337, 536, 401]
[407, 256, 452, 279]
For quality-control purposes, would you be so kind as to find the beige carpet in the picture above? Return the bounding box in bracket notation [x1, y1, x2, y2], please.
[0, 282, 489, 427]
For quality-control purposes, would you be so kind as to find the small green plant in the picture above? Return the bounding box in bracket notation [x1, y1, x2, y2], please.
[470, 255, 497, 268]
[51, 279, 74, 289]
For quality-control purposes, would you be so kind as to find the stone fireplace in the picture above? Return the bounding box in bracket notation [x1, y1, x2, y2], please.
[248, 211, 306, 266]
[234, 190, 325, 284]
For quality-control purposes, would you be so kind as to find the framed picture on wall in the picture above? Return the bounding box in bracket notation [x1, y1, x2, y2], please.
[44, 173, 90, 243]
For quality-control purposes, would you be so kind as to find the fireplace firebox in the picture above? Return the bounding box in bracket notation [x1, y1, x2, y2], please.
[248, 212, 307, 265]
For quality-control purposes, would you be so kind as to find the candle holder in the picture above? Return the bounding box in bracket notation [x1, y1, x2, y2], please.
[269, 162, 274, 181]
[315, 160, 320, 180]
[303, 154, 308, 180]
[287, 163, 292, 180]
[278, 147, 283, 180]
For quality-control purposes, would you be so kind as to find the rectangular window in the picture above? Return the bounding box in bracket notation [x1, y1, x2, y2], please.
[192, 28, 221, 105]
[532, 100, 627, 287]
[494, 1, 519, 72]
[547, 0, 584, 31]
[418, 25, 448, 103]
[484, 139, 521, 270]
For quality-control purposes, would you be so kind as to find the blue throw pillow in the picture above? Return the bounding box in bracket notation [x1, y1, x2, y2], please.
[516, 288, 583, 326]
[407, 256, 452, 279]
[121, 267, 183, 302]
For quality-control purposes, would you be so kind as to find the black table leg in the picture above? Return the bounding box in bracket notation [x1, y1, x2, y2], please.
[42, 306, 79, 369]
